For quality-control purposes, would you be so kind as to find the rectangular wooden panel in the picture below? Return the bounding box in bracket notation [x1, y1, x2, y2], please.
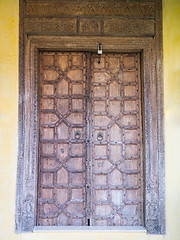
[25, 2, 155, 17]
[37, 52, 87, 226]
[79, 18, 101, 34]
[25, 17, 77, 34]
[103, 18, 155, 36]
[90, 53, 144, 226]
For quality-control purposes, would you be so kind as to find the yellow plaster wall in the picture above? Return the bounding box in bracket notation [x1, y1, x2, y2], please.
[0, 0, 19, 240]
[0, 0, 179, 240]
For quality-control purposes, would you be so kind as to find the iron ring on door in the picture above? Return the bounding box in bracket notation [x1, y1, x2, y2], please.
[97, 132, 103, 141]
[75, 130, 81, 139]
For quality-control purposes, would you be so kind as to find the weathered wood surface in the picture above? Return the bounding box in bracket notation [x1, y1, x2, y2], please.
[90, 53, 143, 226]
[37, 52, 144, 227]
[25, 17, 155, 36]
[25, 17, 77, 34]
[103, 18, 154, 36]
[15, 0, 165, 234]
[25, 2, 155, 17]
[38, 52, 87, 226]
[24, 0, 155, 37]
[29, 36, 152, 51]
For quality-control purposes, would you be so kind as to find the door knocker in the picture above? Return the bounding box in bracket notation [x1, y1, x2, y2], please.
[75, 130, 81, 139]
[97, 132, 103, 141]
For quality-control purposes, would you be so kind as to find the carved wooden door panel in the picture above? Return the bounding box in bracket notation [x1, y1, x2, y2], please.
[37, 51, 143, 227]
[90, 53, 143, 226]
[38, 52, 87, 226]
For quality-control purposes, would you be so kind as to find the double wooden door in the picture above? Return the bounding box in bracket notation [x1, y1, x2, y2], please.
[37, 51, 144, 227]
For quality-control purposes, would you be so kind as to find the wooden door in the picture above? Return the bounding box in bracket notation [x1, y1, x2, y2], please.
[90, 53, 143, 226]
[38, 52, 87, 226]
[37, 52, 143, 227]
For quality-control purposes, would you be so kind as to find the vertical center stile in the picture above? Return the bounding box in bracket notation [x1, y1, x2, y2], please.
[85, 52, 92, 225]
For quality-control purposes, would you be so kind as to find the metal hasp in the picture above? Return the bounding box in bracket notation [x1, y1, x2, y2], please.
[98, 43, 102, 64]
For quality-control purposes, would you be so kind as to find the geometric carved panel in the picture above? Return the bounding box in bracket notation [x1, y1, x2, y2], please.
[38, 52, 143, 227]
[38, 52, 86, 226]
[91, 53, 143, 227]
[38, 52, 144, 227]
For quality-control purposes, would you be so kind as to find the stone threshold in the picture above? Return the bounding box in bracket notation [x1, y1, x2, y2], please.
[34, 226, 147, 233]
